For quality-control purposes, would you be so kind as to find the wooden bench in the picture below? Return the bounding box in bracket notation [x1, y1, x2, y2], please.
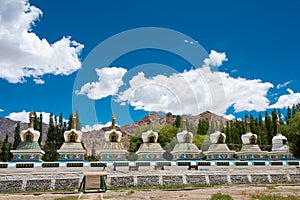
[154, 165, 164, 170]
[188, 165, 198, 170]
[129, 166, 139, 171]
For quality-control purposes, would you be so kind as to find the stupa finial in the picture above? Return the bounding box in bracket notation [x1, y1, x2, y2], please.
[111, 114, 115, 129]
[276, 118, 281, 134]
[245, 115, 251, 133]
[182, 115, 187, 131]
[29, 111, 35, 128]
[71, 114, 76, 130]
[147, 115, 152, 130]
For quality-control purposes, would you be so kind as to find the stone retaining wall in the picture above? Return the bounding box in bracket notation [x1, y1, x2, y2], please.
[0, 172, 83, 192]
[107, 167, 300, 187]
[0, 167, 299, 191]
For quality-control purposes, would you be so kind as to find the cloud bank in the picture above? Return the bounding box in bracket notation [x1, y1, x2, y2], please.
[269, 88, 300, 109]
[77, 50, 299, 117]
[81, 122, 113, 132]
[117, 50, 273, 115]
[0, 0, 84, 84]
[76, 67, 127, 99]
[6, 110, 51, 124]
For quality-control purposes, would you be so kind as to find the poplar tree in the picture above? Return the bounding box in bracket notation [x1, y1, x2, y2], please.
[0, 134, 12, 162]
[43, 113, 58, 161]
[13, 122, 21, 150]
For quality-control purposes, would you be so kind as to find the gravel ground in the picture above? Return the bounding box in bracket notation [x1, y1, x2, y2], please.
[0, 184, 299, 200]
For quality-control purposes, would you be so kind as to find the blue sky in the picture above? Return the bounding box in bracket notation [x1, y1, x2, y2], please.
[1, 0, 300, 130]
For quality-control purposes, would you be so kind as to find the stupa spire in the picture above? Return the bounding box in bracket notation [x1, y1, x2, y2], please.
[29, 111, 35, 128]
[245, 115, 251, 133]
[276, 118, 281, 134]
[147, 115, 152, 130]
[71, 114, 76, 130]
[111, 114, 115, 129]
[182, 115, 187, 131]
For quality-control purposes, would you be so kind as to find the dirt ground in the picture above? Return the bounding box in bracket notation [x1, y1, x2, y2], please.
[0, 184, 299, 200]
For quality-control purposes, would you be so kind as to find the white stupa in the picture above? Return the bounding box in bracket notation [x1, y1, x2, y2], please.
[11, 112, 45, 161]
[204, 131, 235, 160]
[136, 116, 165, 160]
[236, 116, 268, 160]
[171, 116, 201, 160]
[98, 114, 127, 160]
[57, 114, 86, 160]
[268, 119, 293, 160]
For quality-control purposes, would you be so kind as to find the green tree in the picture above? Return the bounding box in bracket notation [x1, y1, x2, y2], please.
[38, 113, 43, 146]
[286, 106, 292, 123]
[285, 112, 300, 158]
[43, 113, 58, 161]
[264, 111, 272, 151]
[157, 124, 178, 149]
[197, 118, 209, 135]
[271, 109, 278, 136]
[0, 134, 12, 162]
[13, 122, 21, 150]
[174, 115, 181, 128]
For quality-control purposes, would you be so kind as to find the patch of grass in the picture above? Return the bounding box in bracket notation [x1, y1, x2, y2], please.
[108, 184, 212, 191]
[54, 196, 79, 200]
[0, 189, 75, 195]
[267, 185, 275, 190]
[211, 193, 234, 200]
[126, 190, 135, 195]
[251, 194, 300, 200]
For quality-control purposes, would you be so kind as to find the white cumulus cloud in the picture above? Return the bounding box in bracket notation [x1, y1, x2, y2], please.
[203, 50, 228, 68]
[6, 110, 51, 124]
[117, 50, 273, 116]
[0, 0, 84, 84]
[76, 67, 127, 100]
[269, 88, 300, 109]
[0, 109, 4, 112]
[81, 122, 114, 132]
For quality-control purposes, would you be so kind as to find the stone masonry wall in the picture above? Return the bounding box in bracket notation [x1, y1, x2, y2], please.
[0, 173, 83, 192]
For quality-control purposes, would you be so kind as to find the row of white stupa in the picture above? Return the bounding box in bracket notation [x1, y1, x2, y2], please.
[97, 115, 292, 161]
[10, 113, 292, 162]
